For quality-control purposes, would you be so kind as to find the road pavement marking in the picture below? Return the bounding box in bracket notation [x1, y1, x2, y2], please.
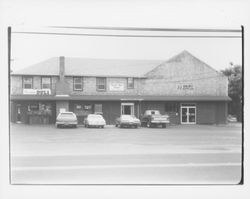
[13, 162, 241, 171]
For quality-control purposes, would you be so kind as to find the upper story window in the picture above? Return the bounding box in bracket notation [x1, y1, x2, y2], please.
[23, 77, 33, 89]
[41, 77, 51, 89]
[127, 77, 134, 89]
[73, 77, 83, 91]
[96, 77, 106, 91]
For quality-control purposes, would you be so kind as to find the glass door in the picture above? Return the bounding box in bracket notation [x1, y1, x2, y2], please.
[121, 103, 134, 115]
[181, 104, 196, 124]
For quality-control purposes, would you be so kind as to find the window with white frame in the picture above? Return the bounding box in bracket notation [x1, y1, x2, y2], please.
[41, 77, 51, 89]
[73, 77, 83, 91]
[96, 77, 106, 91]
[127, 77, 134, 89]
[23, 77, 33, 89]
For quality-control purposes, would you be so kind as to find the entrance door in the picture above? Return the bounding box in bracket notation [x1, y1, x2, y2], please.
[181, 104, 196, 124]
[121, 103, 134, 115]
[16, 104, 22, 123]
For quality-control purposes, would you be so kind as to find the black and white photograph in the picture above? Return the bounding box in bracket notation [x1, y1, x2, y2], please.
[9, 26, 243, 184]
[0, 0, 249, 198]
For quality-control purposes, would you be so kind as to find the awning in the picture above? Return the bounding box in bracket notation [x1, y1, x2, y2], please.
[10, 95, 231, 101]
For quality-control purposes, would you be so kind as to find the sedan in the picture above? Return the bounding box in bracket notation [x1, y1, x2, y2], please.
[115, 115, 141, 128]
[56, 112, 78, 128]
[84, 114, 106, 128]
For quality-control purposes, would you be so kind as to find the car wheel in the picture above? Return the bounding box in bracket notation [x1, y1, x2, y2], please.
[147, 122, 151, 128]
[101, 125, 104, 128]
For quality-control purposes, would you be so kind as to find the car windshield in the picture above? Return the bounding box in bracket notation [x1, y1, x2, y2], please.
[59, 113, 75, 118]
[145, 110, 160, 115]
[88, 114, 103, 119]
[121, 115, 135, 120]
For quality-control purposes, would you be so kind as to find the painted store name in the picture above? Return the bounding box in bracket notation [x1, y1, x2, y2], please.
[23, 89, 51, 95]
[177, 83, 194, 90]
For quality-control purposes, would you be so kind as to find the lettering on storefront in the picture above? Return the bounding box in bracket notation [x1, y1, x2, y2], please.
[84, 105, 92, 110]
[109, 82, 125, 91]
[23, 89, 51, 95]
[177, 83, 194, 90]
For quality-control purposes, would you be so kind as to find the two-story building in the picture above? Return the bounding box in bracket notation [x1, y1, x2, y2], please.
[10, 50, 231, 125]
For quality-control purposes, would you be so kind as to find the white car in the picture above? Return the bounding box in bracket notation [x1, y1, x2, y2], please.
[55, 112, 78, 128]
[84, 114, 106, 128]
[115, 115, 141, 128]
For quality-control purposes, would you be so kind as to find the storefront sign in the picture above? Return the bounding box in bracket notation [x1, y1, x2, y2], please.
[84, 105, 92, 110]
[109, 82, 125, 91]
[23, 89, 51, 95]
[177, 84, 194, 90]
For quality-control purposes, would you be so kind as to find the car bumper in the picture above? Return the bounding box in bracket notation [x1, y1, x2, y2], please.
[151, 121, 170, 124]
[56, 121, 78, 126]
[121, 122, 141, 126]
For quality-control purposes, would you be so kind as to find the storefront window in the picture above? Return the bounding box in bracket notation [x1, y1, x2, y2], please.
[27, 102, 52, 116]
[127, 77, 134, 89]
[96, 77, 106, 91]
[165, 102, 179, 113]
[23, 77, 33, 89]
[73, 77, 83, 91]
[41, 77, 51, 89]
[94, 104, 103, 114]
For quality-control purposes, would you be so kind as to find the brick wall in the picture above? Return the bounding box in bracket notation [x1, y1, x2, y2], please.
[11, 76, 58, 95]
[65, 76, 140, 95]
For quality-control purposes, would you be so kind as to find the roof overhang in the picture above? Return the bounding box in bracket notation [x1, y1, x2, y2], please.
[10, 95, 231, 101]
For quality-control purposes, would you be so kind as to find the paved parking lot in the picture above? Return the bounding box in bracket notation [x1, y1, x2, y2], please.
[10, 123, 242, 184]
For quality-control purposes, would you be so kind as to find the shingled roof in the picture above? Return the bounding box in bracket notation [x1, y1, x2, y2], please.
[11, 57, 164, 78]
[11, 50, 221, 78]
[145, 50, 222, 79]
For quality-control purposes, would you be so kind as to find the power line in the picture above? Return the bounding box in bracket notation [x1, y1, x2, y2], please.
[12, 31, 241, 38]
[49, 26, 241, 33]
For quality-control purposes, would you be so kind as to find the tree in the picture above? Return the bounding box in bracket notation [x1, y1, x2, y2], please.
[221, 63, 242, 122]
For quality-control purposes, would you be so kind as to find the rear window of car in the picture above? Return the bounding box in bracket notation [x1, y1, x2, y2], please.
[88, 114, 103, 119]
[59, 113, 75, 118]
[121, 115, 133, 120]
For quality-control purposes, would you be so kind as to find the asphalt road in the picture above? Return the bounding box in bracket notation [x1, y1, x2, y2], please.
[10, 123, 242, 184]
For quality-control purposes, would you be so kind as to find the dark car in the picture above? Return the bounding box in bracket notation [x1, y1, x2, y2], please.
[115, 115, 141, 128]
[55, 112, 78, 128]
[141, 110, 170, 128]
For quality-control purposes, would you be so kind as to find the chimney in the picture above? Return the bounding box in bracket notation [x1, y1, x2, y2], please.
[59, 56, 65, 80]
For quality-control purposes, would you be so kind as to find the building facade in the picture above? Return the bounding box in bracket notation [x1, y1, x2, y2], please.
[10, 50, 230, 125]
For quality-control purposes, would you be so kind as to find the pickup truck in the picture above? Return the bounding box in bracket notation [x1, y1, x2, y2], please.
[141, 110, 170, 128]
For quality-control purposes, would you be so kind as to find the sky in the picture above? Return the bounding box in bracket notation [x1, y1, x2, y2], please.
[0, 0, 244, 72]
[11, 27, 242, 72]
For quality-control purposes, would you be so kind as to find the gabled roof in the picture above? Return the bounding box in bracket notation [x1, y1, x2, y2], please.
[11, 57, 163, 78]
[145, 50, 222, 79]
[12, 57, 60, 76]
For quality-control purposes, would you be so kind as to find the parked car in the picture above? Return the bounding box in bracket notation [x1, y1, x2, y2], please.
[84, 114, 106, 128]
[227, 114, 237, 123]
[141, 110, 170, 128]
[115, 115, 141, 128]
[56, 112, 78, 128]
